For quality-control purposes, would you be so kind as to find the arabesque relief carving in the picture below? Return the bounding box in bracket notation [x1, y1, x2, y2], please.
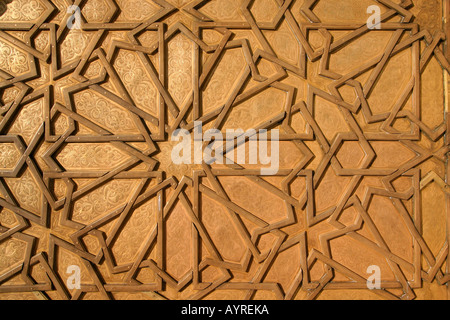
[0, 0, 449, 300]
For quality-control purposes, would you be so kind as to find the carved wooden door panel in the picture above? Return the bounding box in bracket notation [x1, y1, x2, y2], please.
[0, 0, 449, 300]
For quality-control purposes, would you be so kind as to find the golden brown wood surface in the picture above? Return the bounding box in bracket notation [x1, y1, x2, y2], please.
[0, 0, 449, 300]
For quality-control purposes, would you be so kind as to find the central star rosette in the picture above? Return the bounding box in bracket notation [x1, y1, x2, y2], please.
[169, 121, 280, 176]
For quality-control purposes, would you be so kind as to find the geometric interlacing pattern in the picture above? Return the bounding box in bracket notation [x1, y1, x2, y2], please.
[0, 0, 449, 300]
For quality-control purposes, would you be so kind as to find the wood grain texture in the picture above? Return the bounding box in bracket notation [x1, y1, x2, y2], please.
[0, 0, 449, 300]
